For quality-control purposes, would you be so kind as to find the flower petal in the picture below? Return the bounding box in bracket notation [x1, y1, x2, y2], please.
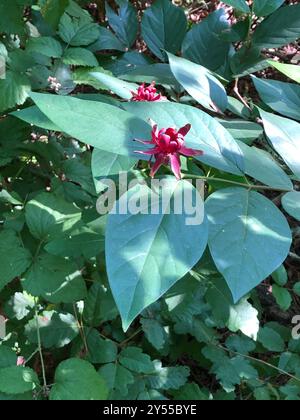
[169, 153, 182, 180]
[150, 154, 166, 178]
[180, 146, 204, 157]
[178, 124, 191, 137]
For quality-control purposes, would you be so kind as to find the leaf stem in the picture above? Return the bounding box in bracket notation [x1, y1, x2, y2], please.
[183, 174, 293, 193]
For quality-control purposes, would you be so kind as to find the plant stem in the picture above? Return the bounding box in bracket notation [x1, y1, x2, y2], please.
[34, 302, 47, 393]
[218, 344, 300, 385]
[183, 174, 293, 193]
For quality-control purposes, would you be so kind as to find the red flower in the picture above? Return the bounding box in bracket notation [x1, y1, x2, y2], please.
[131, 82, 165, 102]
[135, 121, 203, 180]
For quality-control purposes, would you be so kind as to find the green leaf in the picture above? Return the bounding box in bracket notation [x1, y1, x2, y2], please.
[11, 105, 60, 131]
[0, 0, 24, 34]
[106, 178, 208, 330]
[26, 37, 63, 58]
[141, 0, 187, 61]
[236, 140, 293, 190]
[167, 52, 228, 112]
[206, 188, 292, 302]
[0, 347, 17, 368]
[22, 253, 87, 304]
[92, 148, 135, 193]
[252, 4, 300, 49]
[0, 229, 32, 292]
[50, 359, 108, 400]
[272, 265, 288, 286]
[252, 76, 300, 121]
[258, 326, 285, 352]
[182, 9, 230, 71]
[90, 26, 127, 52]
[25, 192, 82, 241]
[89, 71, 138, 100]
[146, 361, 190, 390]
[282, 191, 300, 221]
[268, 61, 300, 84]
[106, 0, 138, 48]
[230, 46, 268, 78]
[253, 0, 285, 17]
[219, 119, 263, 145]
[122, 101, 245, 176]
[41, 0, 69, 30]
[228, 298, 260, 341]
[98, 363, 134, 397]
[140, 318, 168, 351]
[223, 0, 250, 13]
[85, 329, 118, 364]
[25, 311, 79, 348]
[62, 47, 98, 66]
[0, 71, 31, 113]
[293, 282, 300, 297]
[83, 282, 118, 326]
[259, 109, 300, 180]
[272, 284, 292, 311]
[59, 14, 99, 46]
[0, 367, 39, 395]
[29, 92, 150, 157]
[45, 227, 105, 258]
[173, 383, 210, 400]
[119, 347, 155, 374]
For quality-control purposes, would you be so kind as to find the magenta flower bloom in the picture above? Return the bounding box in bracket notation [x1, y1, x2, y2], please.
[131, 82, 165, 102]
[135, 121, 203, 180]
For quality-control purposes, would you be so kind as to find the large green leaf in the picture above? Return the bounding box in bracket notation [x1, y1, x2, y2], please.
[141, 0, 187, 61]
[219, 119, 263, 145]
[182, 10, 230, 71]
[29, 93, 150, 157]
[236, 140, 293, 190]
[167, 52, 228, 112]
[206, 188, 292, 302]
[253, 0, 285, 17]
[106, 0, 138, 48]
[260, 109, 300, 180]
[89, 71, 138, 100]
[25, 192, 82, 241]
[11, 106, 60, 131]
[50, 359, 108, 400]
[106, 178, 208, 330]
[92, 148, 136, 193]
[268, 61, 300, 84]
[22, 253, 87, 304]
[122, 101, 245, 176]
[282, 191, 300, 222]
[0, 230, 32, 292]
[252, 5, 300, 49]
[252, 76, 300, 121]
